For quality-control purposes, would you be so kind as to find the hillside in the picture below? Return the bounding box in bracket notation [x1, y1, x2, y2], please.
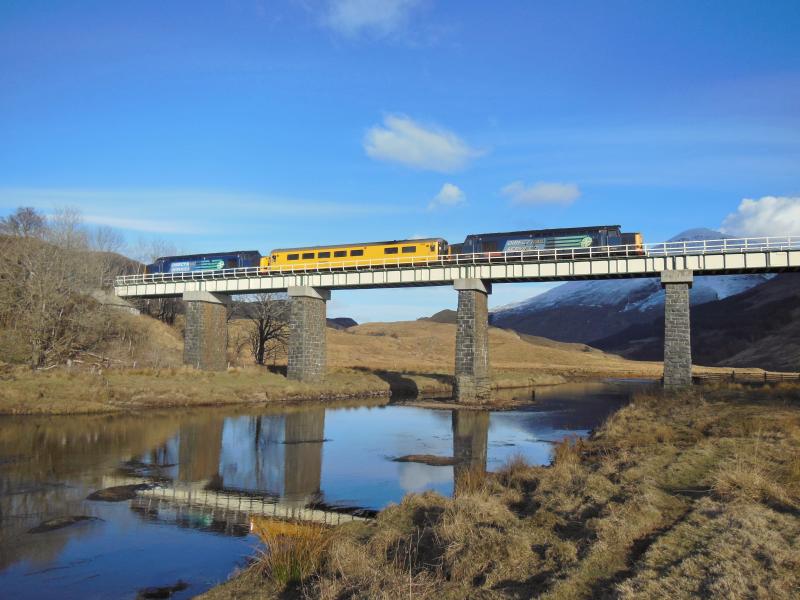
[594, 272, 800, 371]
[325, 320, 664, 379]
[489, 227, 796, 370]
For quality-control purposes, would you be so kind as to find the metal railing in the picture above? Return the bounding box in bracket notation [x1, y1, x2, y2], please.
[114, 235, 800, 286]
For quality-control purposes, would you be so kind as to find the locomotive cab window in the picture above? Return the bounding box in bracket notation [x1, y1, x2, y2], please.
[384, 247, 399, 255]
[302, 252, 314, 259]
[402, 246, 416, 253]
[318, 251, 331, 259]
[350, 249, 364, 257]
[334, 250, 347, 258]
[287, 254, 299, 261]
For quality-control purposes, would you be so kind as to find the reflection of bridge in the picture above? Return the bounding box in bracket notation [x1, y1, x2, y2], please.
[113, 236, 800, 398]
[127, 408, 345, 524]
[109, 407, 491, 528]
[104, 475, 368, 525]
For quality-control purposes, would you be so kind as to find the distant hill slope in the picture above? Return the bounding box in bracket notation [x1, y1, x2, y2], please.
[419, 309, 457, 324]
[327, 317, 358, 330]
[325, 320, 665, 379]
[593, 273, 800, 371]
[490, 228, 774, 346]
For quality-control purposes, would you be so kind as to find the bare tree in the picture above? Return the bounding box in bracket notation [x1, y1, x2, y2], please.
[46, 206, 88, 250]
[90, 225, 125, 254]
[0, 235, 118, 367]
[0, 206, 47, 238]
[233, 294, 290, 365]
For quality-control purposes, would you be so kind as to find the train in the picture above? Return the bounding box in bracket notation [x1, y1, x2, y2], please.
[144, 225, 643, 275]
[145, 250, 261, 274]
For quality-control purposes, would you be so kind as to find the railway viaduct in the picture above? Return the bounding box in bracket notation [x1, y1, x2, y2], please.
[114, 237, 800, 402]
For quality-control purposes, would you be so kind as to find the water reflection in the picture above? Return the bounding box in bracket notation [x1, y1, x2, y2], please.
[452, 410, 489, 481]
[0, 381, 648, 599]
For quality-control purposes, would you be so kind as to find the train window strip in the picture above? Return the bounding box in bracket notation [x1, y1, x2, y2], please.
[401, 246, 416, 253]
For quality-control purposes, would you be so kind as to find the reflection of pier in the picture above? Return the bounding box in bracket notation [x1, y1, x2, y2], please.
[452, 410, 489, 482]
[103, 475, 368, 525]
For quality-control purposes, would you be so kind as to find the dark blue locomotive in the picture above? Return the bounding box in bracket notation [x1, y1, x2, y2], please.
[449, 225, 640, 255]
[145, 250, 261, 274]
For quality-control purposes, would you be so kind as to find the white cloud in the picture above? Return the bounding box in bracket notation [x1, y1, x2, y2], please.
[326, 0, 423, 37]
[364, 115, 481, 172]
[500, 181, 581, 206]
[428, 183, 465, 210]
[721, 196, 800, 237]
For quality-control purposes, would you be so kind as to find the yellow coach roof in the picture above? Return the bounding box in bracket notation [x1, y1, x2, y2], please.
[270, 238, 446, 253]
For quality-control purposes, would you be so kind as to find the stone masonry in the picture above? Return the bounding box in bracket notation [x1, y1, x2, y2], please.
[454, 279, 492, 403]
[287, 287, 330, 383]
[661, 270, 693, 387]
[183, 291, 230, 371]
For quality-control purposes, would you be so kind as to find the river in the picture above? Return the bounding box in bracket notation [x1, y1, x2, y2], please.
[0, 380, 650, 599]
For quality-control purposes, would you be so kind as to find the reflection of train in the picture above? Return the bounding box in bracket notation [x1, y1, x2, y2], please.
[145, 226, 643, 275]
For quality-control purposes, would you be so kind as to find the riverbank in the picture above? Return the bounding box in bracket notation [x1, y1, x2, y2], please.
[0, 365, 569, 415]
[201, 383, 800, 599]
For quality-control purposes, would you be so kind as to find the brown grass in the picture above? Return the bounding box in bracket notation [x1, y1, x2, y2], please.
[200, 384, 800, 600]
[249, 518, 333, 586]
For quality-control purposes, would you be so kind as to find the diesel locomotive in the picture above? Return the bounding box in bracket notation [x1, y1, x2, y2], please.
[144, 225, 643, 275]
[145, 250, 261, 274]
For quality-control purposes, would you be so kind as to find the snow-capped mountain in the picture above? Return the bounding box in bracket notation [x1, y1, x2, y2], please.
[490, 228, 773, 345]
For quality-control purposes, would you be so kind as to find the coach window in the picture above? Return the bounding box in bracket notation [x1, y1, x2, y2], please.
[350, 249, 364, 257]
[287, 254, 299, 260]
[334, 250, 347, 258]
[318, 251, 331, 259]
[384, 247, 399, 255]
[302, 252, 315, 259]
[402, 246, 416, 253]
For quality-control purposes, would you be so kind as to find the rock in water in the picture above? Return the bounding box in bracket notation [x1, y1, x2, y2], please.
[28, 515, 103, 533]
[86, 483, 151, 502]
[392, 454, 458, 466]
[136, 581, 189, 599]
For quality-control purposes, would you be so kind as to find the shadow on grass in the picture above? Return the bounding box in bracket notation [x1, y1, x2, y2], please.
[267, 364, 288, 376]
[349, 367, 453, 400]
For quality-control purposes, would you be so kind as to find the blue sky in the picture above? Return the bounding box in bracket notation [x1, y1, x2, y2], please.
[1, 1, 799, 321]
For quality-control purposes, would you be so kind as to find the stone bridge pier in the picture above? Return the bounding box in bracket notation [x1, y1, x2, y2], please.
[454, 278, 492, 403]
[661, 270, 693, 387]
[183, 291, 231, 371]
[287, 286, 330, 383]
